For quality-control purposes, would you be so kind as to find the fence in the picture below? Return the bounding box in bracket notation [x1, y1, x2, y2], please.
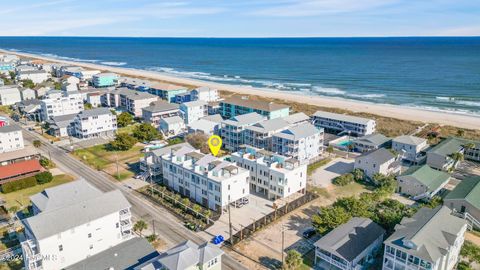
[228, 192, 318, 246]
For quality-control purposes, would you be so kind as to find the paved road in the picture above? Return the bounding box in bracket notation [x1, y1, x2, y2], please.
[22, 128, 246, 270]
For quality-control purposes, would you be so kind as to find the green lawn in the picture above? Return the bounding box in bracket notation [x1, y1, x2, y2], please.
[1, 174, 75, 210]
[0, 105, 13, 116]
[307, 158, 332, 176]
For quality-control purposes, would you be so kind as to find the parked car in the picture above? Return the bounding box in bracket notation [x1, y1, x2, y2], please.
[303, 228, 316, 239]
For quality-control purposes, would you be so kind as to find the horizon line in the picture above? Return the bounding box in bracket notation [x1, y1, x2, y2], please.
[0, 35, 479, 39]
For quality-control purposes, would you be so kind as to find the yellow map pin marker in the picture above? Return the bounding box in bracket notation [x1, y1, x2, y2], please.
[208, 135, 222, 156]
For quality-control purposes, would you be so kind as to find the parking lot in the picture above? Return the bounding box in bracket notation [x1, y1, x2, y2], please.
[309, 157, 355, 187]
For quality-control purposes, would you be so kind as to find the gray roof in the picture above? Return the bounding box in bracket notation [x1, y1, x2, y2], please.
[385, 206, 466, 263]
[314, 217, 385, 262]
[180, 100, 207, 108]
[247, 118, 290, 133]
[355, 133, 390, 146]
[161, 116, 184, 125]
[65, 237, 158, 270]
[313, 111, 374, 125]
[48, 113, 77, 128]
[135, 240, 224, 270]
[273, 123, 320, 140]
[357, 148, 396, 164]
[23, 180, 131, 240]
[111, 88, 158, 100]
[188, 119, 219, 132]
[18, 70, 48, 75]
[193, 86, 214, 93]
[142, 100, 179, 113]
[0, 124, 21, 133]
[150, 143, 192, 158]
[201, 114, 223, 123]
[221, 96, 289, 112]
[77, 107, 112, 118]
[283, 112, 310, 125]
[393, 135, 427, 146]
[222, 112, 265, 127]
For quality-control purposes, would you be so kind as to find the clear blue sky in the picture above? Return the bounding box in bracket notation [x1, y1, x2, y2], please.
[1, 0, 479, 37]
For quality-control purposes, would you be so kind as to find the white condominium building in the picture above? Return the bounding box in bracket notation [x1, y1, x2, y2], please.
[73, 108, 117, 139]
[21, 180, 133, 270]
[17, 70, 50, 84]
[221, 112, 266, 152]
[383, 206, 467, 270]
[161, 145, 250, 212]
[179, 100, 208, 124]
[142, 101, 180, 128]
[0, 85, 22, 105]
[40, 91, 83, 121]
[231, 146, 307, 200]
[102, 88, 158, 117]
[191, 86, 220, 102]
[272, 123, 324, 164]
[312, 111, 376, 137]
[0, 124, 24, 153]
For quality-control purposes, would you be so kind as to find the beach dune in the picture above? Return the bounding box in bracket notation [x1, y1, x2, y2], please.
[3, 49, 479, 130]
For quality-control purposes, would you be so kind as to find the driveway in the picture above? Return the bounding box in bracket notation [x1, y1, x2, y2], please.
[310, 158, 354, 188]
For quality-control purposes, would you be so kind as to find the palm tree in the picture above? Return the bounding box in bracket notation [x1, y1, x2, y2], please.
[181, 198, 190, 211]
[203, 209, 212, 224]
[133, 220, 148, 236]
[450, 152, 464, 168]
[192, 204, 202, 218]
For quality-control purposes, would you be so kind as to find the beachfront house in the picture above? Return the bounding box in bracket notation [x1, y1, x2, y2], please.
[427, 137, 480, 171]
[220, 95, 290, 120]
[40, 90, 84, 121]
[353, 133, 391, 153]
[92, 72, 119, 87]
[354, 148, 401, 179]
[230, 145, 307, 200]
[382, 206, 467, 270]
[0, 85, 22, 105]
[221, 112, 266, 152]
[147, 82, 188, 103]
[312, 111, 376, 137]
[396, 165, 450, 201]
[191, 86, 220, 102]
[314, 217, 385, 270]
[117, 77, 153, 91]
[21, 180, 134, 270]
[444, 176, 480, 227]
[271, 123, 324, 164]
[135, 240, 223, 270]
[160, 145, 250, 212]
[179, 100, 208, 124]
[159, 116, 185, 138]
[142, 100, 180, 128]
[392, 135, 429, 164]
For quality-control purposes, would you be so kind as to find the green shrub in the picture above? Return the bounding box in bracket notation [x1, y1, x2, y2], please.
[35, 171, 53, 184]
[332, 173, 354, 186]
[1, 177, 37, 193]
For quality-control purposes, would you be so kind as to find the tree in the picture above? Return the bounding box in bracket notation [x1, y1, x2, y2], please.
[334, 196, 372, 218]
[352, 168, 364, 182]
[54, 82, 62, 90]
[39, 157, 54, 168]
[146, 234, 158, 243]
[457, 129, 465, 137]
[9, 71, 15, 80]
[21, 79, 35, 89]
[181, 198, 190, 211]
[35, 171, 53, 184]
[450, 152, 464, 167]
[283, 250, 302, 270]
[110, 133, 137, 151]
[133, 123, 160, 142]
[186, 133, 210, 154]
[33, 140, 41, 148]
[203, 209, 212, 224]
[312, 206, 351, 235]
[117, 112, 133, 127]
[192, 204, 202, 217]
[133, 220, 148, 236]
[332, 173, 354, 186]
[84, 103, 93, 110]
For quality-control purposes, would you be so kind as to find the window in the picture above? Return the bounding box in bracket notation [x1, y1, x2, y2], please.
[89, 244, 93, 250]
[88, 233, 92, 238]
[59, 245, 63, 251]
[116, 223, 119, 228]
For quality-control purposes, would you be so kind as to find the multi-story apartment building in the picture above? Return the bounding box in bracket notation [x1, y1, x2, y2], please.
[230, 146, 307, 200]
[92, 72, 118, 87]
[21, 180, 133, 270]
[160, 145, 250, 212]
[382, 206, 467, 270]
[40, 91, 83, 121]
[0, 85, 22, 105]
[142, 101, 180, 128]
[147, 82, 188, 103]
[271, 123, 324, 164]
[102, 88, 158, 117]
[73, 108, 117, 139]
[191, 86, 220, 102]
[221, 112, 266, 152]
[0, 124, 24, 153]
[393, 135, 429, 164]
[17, 70, 50, 84]
[180, 100, 208, 124]
[312, 111, 376, 137]
[220, 96, 290, 120]
[118, 77, 153, 91]
[244, 113, 310, 151]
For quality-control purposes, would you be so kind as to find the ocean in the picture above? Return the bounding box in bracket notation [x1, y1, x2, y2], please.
[1, 37, 479, 115]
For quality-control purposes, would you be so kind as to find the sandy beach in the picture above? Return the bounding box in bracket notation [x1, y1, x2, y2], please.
[3, 49, 479, 130]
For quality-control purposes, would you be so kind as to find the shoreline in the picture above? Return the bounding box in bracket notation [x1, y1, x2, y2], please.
[2, 49, 479, 130]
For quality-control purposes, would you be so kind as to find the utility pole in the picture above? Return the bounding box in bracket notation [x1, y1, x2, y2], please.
[228, 202, 233, 245]
[281, 223, 285, 267]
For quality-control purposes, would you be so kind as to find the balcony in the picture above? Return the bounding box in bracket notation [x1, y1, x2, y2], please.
[21, 240, 43, 269]
[119, 209, 131, 220]
[121, 219, 133, 231]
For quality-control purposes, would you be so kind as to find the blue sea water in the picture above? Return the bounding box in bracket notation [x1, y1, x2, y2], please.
[1, 36, 479, 115]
